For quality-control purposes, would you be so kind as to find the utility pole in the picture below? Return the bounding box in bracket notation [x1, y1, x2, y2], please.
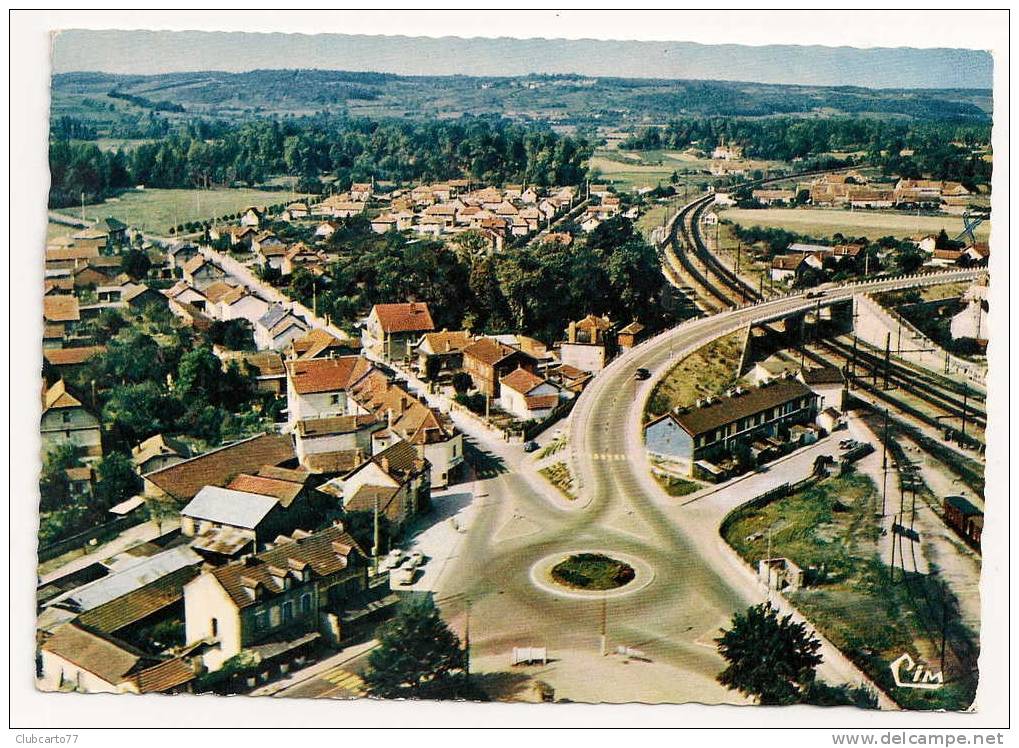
[959, 383, 968, 447]
[600, 595, 607, 656]
[464, 599, 471, 685]
[850, 334, 859, 382]
[880, 408, 890, 516]
[883, 332, 892, 390]
[889, 512, 897, 583]
[372, 492, 380, 575]
[939, 579, 948, 675]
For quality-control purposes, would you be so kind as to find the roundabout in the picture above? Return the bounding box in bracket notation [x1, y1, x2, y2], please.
[529, 548, 655, 600]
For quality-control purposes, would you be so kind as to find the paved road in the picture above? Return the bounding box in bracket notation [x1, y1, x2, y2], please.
[186, 224, 978, 703]
[419, 268, 979, 704]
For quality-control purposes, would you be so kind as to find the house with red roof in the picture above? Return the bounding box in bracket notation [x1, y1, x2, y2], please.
[361, 302, 436, 362]
[498, 367, 569, 421]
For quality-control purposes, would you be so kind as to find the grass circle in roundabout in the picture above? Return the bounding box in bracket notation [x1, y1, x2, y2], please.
[550, 552, 635, 591]
[530, 548, 655, 600]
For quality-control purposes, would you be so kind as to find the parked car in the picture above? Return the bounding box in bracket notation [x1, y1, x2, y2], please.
[391, 566, 416, 586]
[634, 367, 651, 380]
[523, 440, 539, 453]
[380, 549, 404, 571]
[406, 550, 425, 568]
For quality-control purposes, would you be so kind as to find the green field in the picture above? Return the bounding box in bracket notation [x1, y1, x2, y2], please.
[590, 149, 791, 193]
[721, 207, 991, 242]
[645, 330, 744, 420]
[722, 472, 978, 710]
[51, 187, 312, 235]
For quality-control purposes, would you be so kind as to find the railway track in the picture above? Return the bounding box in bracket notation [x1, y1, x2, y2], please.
[663, 180, 987, 444]
[820, 338, 986, 427]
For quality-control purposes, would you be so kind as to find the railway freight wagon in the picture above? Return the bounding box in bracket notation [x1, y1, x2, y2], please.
[943, 494, 983, 551]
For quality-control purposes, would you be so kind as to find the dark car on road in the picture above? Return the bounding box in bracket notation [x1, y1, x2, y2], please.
[634, 367, 651, 380]
[523, 440, 540, 452]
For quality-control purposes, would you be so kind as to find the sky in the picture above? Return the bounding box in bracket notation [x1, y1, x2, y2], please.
[51, 30, 993, 90]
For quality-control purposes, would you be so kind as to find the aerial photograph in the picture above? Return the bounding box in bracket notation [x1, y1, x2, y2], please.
[32, 20, 993, 716]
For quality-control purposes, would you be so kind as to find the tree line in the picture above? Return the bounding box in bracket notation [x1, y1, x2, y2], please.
[621, 117, 992, 188]
[282, 214, 667, 346]
[47, 115, 592, 208]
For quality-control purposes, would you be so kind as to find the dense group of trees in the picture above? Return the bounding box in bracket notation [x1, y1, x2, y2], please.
[621, 117, 992, 188]
[48, 116, 592, 208]
[282, 214, 665, 344]
[716, 603, 877, 708]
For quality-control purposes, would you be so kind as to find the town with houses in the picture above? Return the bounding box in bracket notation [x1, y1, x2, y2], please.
[32, 30, 994, 714]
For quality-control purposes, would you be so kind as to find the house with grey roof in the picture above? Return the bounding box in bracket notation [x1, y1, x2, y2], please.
[254, 303, 309, 351]
[181, 481, 311, 561]
[644, 378, 820, 477]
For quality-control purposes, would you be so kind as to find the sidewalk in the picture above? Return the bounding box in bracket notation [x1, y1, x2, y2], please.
[250, 639, 380, 697]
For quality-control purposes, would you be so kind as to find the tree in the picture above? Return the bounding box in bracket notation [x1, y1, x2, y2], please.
[120, 249, 152, 280]
[452, 372, 473, 395]
[94, 451, 142, 513]
[715, 603, 823, 705]
[39, 443, 82, 512]
[208, 319, 256, 352]
[423, 354, 442, 383]
[364, 595, 466, 699]
[102, 381, 175, 446]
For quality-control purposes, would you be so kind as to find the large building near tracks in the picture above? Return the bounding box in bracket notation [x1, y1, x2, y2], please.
[644, 378, 820, 477]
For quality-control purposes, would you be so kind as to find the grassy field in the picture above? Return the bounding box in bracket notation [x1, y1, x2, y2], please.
[550, 553, 635, 590]
[645, 330, 744, 419]
[51, 187, 311, 234]
[591, 148, 792, 194]
[723, 471, 978, 711]
[652, 472, 701, 497]
[721, 207, 992, 242]
[538, 462, 576, 500]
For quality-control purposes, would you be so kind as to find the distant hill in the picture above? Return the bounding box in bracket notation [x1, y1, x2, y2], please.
[51, 69, 992, 134]
[52, 30, 993, 90]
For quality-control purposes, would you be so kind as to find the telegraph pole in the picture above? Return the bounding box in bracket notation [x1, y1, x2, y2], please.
[600, 595, 607, 656]
[880, 408, 890, 516]
[464, 599, 471, 685]
[958, 383, 969, 447]
[372, 492, 380, 575]
[883, 332, 892, 390]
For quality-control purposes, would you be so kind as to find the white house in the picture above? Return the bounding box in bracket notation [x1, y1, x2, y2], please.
[285, 355, 377, 424]
[41, 380, 102, 459]
[293, 414, 380, 464]
[254, 304, 309, 351]
[219, 287, 271, 326]
[497, 367, 566, 421]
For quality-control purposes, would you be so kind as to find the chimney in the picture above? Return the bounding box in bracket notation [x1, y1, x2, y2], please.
[387, 408, 393, 429]
[568, 320, 577, 343]
[381, 457, 390, 474]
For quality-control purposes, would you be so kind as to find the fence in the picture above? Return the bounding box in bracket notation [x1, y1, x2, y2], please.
[523, 397, 577, 442]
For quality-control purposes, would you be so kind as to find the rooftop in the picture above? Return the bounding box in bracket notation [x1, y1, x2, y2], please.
[46, 547, 202, 614]
[143, 433, 295, 501]
[370, 302, 435, 334]
[180, 486, 281, 530]
[207, 524, 365, 609]
[666, 378, 817, 437]
[285, 355, 375, 395]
